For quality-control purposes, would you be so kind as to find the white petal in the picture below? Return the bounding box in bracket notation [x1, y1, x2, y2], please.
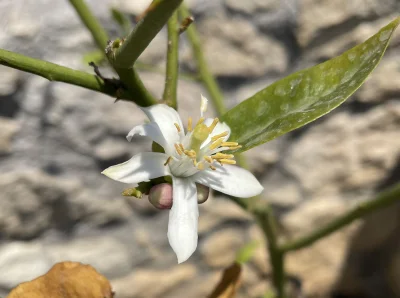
[202, 118, 231, 149]
[168, 177, 199, 263]
[193, 165, 263, 198]
[126, 122, 173, 155]
[102, 152, 170, 184]
[141, 105, 184, 148]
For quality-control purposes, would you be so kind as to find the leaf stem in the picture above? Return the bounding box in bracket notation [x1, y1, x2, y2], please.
[280, 183, 400, 252]
[112, 0, 183, 68]
[163, 11, 180, 109]
[68, 0, 156, 107]
[178, 4, 226, 115]
[0, 48, 130, 99]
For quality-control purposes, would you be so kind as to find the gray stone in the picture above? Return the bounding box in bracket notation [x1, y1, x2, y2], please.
[0, 117, 19, 154]
[224, 0, 279, 14]
[0, 242, 52, 289]
[0, 67, 20, 96]
[46, 236, 132, 278]
[183, 14, 287, 77]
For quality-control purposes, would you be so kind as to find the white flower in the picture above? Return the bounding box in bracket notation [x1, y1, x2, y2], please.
[102, 96, 263, 263]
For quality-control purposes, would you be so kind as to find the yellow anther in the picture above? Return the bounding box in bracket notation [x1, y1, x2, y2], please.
[164, 156, 173, 166]
[221, 142, 239, 147]
[195, 117, 205, 127]
[208, 118, 219, 133]
[212, 153, 234, 159]
[209, 138, 224, 150]
[228, 145, 242, 150]
[184, 150, 196, 158]
[188, 117, 193, 132]
[209, 165, 217, 171]
[174, 143, 183, 155]
[174, 123, 181, 132]
[179, 143, 185, 152]
[204, 156, 213, 163]
[211, 131, 228, 141]
[197, 162, 205, 170]
[220, 159, 236, 165]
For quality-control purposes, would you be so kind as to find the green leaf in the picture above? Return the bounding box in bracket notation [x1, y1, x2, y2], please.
[222, 17, 400, 153]
[111, 7, 132, 36]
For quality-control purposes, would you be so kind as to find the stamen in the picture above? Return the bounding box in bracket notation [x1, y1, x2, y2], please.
[164, 156, 173, 166]
[204, 156, 213, 163]
[208, 118, 219, 133]
[179, 143, 185, 152]
[211, 131, 228, 141]
[195, 117, 205, 127]
[197, 162, 205, 170]
[221, 142, 239, 147]
[193, 159, 198, 166]
[209, 165, 217, 171]
[174, 123, 181, 132]
[220, 159, 236, 165]
[174, 143, 183, 155]
[228, 145, 242, 150]
[209, 138, 224, 150]
[200, 94, 208, 117]
[184, 149, 196, 158]
[212, 153, 234, 159]
[188, 117, 193, 132]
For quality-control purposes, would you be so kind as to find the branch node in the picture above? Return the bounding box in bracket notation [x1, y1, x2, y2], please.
[179, 16, 194, 34]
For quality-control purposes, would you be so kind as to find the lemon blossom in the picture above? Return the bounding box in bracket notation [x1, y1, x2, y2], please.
[102, 96, 263, 263]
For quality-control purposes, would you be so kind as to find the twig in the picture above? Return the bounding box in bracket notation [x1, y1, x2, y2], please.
[68, 0, 156, 107]
[0, 48, 130, 100]
[255, 206, 287, 298]
[280, 183, 400, 252]
[162, 11, 180, 109]
[112, 0, 184, 68]
[178, 4, 226, 115]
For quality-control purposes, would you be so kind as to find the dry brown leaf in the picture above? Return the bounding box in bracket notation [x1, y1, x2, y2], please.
[208, 263, 242, 298]
[7, 261, 114, 298]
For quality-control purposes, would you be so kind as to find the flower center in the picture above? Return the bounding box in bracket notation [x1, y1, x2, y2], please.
[165, 116, 242, 178]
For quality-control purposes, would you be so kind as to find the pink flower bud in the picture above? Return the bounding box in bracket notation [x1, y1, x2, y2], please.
[148, 183, 210, 210]
[148, 183, 173, 209]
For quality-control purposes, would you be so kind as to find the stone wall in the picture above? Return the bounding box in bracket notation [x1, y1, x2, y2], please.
[0, 0, 399, 297]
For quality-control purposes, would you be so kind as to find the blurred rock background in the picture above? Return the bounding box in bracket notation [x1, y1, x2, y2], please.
[0, 0, 399, 297]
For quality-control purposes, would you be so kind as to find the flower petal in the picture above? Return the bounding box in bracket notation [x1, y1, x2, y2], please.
[102, 152, 170, 184]
[126, 122, 173, 154]
[193, 165, 263, 198]
[141, 105, 184, 148]
[168, 177, 199, 263]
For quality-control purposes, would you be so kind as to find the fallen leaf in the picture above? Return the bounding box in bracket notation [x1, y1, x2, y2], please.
[208, 263, 242, 298]
[7, 261, 114, 298]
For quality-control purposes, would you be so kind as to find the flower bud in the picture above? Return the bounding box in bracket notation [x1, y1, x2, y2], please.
[196, 183, 210, 204]
[148, 183, 210, 209]
[148, 183, 173, 209]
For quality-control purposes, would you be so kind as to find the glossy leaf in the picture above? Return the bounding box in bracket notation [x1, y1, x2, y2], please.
[222, 17, 400, 153]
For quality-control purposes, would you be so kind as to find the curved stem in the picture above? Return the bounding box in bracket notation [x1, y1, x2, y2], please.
[280, 183, 400, 252]
[163, 11, 180, 109]
[178, 4, 226, 115]
[68, 0, 156, 106]
[112, 0, 183, 68]
[0, 48, 130, 100]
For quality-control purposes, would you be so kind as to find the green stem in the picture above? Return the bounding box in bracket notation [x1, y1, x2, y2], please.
[112, 0, 183, 68]
[178, 4, 226, 115]
[68, 0, 156, 107]
[255, 206, 286, 298]
[163, 11, 180, 109]
[281, 183, 400, 252]
[68, 0, 109, 49]
[0, 48, 130, 99]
